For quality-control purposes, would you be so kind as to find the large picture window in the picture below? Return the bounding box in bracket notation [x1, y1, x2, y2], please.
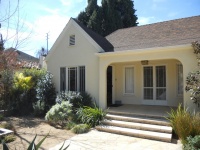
[68, 66, 85, 92]
[124, 67, 134, 94]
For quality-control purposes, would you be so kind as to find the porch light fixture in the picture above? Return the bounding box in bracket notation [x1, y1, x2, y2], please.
[141, 60, 149, 65]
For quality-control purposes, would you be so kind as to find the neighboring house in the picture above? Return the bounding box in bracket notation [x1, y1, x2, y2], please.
[46, 16, 200, 111]
[2, 48, 39, 70]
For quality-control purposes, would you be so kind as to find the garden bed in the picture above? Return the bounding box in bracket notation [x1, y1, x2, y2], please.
[0, 128, 13, 137]
[0, 117, 75, 149]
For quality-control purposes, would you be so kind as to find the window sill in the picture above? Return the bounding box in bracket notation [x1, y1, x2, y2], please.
[123, 93, 135, 96]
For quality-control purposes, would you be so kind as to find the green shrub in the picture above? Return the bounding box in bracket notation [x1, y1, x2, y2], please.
[33, 100, 45, 117]
[0, 122, 16, 143]
[76, 106, 106, 127]
[65, 121, 77, 130]
[0, 114, 4, 121]
[13, 73, 33, 92]
[22, 69, 46, 86]
[45, 101, 72, 126]
[56, 91, 94, 109]
[71, 124, 90, 134]
[79, 92, 94, 108]
[36, 71, 56, 112]
[0, 69, 14, 112]
[4, 69, 46, 116]
[184, 135, 200, 150]
[0, 122, 16, 133]
[1, 134, 16, 143]
[167, 104, 200, 144]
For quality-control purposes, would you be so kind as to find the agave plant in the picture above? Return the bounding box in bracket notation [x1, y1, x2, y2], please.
[2, 134, 70, 150]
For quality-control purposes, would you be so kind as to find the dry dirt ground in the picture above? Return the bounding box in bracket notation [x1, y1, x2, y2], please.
[0, 117, 75, 150]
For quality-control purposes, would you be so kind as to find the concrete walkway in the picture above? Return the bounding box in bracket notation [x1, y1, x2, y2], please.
[49, 130, 182, 150]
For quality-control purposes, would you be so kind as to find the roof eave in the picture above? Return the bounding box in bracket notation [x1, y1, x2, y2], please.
[96, 44, 192, 57]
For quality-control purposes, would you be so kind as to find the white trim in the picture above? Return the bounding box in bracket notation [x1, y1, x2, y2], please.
[123, 65, 135, 95]
[66, 66, 86, 92]
[142, 64, 167, 106]
[72, 19, 104, 53]
[112, 66, 115, 104]
[95, 44, 191, 57]
[46, 18, 104, 61]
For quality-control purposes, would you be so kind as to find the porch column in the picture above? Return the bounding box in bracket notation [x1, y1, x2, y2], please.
[99, 60, 109, 109]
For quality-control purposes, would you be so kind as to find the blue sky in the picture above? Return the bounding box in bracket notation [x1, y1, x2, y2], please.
[0, 0, 200, 56]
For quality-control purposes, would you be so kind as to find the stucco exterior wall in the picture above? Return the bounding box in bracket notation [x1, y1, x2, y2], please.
[112, 59, 183, 107]
[98, 45, 200, 112]
[46, 22, 100, 105]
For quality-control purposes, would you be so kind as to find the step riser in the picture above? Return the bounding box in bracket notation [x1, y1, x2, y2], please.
[102, 121, 171, 133]
[96, 127, 171, 142]
[106, 116, 170, 126]
[107, 111, 165, 119]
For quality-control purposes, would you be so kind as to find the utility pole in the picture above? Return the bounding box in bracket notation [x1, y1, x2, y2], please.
[46, 32, 49, 54]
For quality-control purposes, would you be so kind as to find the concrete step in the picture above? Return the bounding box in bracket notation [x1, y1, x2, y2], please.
[102, 120, 172, 133]
[107, 110, 167, 119]
[96, 125, 172, 142]
[106, 114, 170, 126]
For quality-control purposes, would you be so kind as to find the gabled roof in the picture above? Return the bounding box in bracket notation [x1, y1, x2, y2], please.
[106, 15, 200, 52]
[6, 48, 39, 62]
[4, 48, 39, 68]
[72, 18, 114, 52]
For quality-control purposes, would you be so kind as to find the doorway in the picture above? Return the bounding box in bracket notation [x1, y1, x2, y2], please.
[107, 66, 113, 106]
[143, 65, 167, 105]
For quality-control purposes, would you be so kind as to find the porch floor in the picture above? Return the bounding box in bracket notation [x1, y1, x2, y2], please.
[107, 104, 176, 118]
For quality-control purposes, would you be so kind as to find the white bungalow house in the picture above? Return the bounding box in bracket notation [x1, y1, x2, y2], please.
[46, 16, 200, 112]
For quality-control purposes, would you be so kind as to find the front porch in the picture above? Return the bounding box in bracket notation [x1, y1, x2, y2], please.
[98, 45, 196, 111]
[107, 104, 176, 118]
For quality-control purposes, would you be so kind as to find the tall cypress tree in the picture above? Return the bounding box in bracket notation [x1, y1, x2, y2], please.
[77, 0, 138, 36]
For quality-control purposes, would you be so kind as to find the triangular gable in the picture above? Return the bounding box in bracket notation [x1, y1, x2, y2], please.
[46, 18, 111, 61]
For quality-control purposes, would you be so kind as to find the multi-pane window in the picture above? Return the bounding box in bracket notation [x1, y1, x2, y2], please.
[60, 66, 85, 92]
[68, 67, 77, 91]
[79, 66, 85, 92]
[143, 66, 166, 100]
[156, 66, 166, 100]
[68, 66, 85, 92]
[144, 66, 153, 100]
[69, 35, 75, 46]
[60, 67, 66, 91]
[124, 67, 134, 94]
[177, 64, 183, 95]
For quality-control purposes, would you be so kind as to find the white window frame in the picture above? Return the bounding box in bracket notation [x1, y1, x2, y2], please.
[69, 35, 75, 46]
[142, 64, 168, 106]
[177, 63, 183, 96]
[123, 66, 134, 95]
[66, 66, 85, 92]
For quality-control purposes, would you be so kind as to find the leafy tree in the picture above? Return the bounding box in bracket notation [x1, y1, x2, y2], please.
[77, 0, 138, 36]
